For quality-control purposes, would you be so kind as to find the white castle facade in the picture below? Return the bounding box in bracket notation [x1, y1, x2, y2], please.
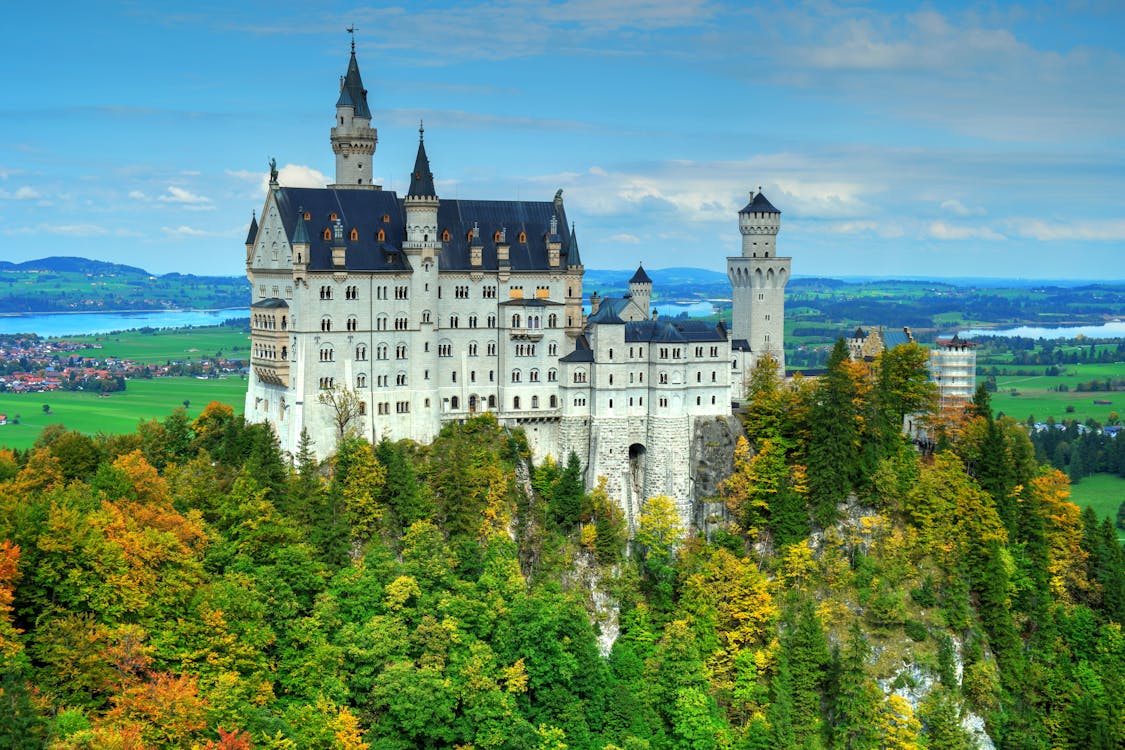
[244, 48, 790, 525]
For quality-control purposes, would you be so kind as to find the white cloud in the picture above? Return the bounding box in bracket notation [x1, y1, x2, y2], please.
[610, 233, 641, 243]
[929, 221, 1006, 240]
[162, 225, 212, 238]
[228, 164, 331, 198]
[128, 190, 148, 201]
[0, 186, 41, 200]
[50, 224, 111, 237]
[158, 186, 213, 209]
[1009, 218, 1125, 241]
[940, 199, 984, 217]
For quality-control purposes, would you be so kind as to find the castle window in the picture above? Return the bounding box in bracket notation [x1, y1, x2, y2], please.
[512, 370, 522, 383]
[518, 231, 527, 243]
[530, 369, 539, 382]
[422, 310, 432, 324]
[712, 395, 717, 405]
[330, 213, 337, 221]
[356, 345, 367, 360]
[550, 395, 557, 408]
[487, 342, 497, 356]
[609, 374, 613, 385]
[469, 342, 478, 356]
[451, 371, 457, 383]
[494, 230, 502, 242]
[450, 315, 459, 328]
[395, 315, 408, 330]
[350, 228, 358, 241]
[442, 229, 450, 242]
[377, 228, 386, 242]
[382, 214, 390, 223]
[357, 374, 367, 388]
[438, 344, 452, 357]
[608, 399, 613, 409]
[697, 372, 701, 383]
[512, 314, 521, 328]
[548, 368, 557, 382]
[321, 317, 332, 332]
[549, 313, 557, 328]
[451, 396, 460, 410]
[377, 344, 388, 360]
[532, 395, 539, 409]
[696, 396, 701, 406]
[304, 212, 311, 221]
[396, 344, 407, 359]
[469, 315, 478, 328]
[346, 316, 357, 332]
[513, 396, 521, 410]
[359, 401, 367, 415]
[712, 371, 717, 382]
[323, 228, 332, 241]
[549, 343, 557, 356]
[396, 373, 407, 386]
[488, 395, 496, 408]
[608, 348, 613, 360]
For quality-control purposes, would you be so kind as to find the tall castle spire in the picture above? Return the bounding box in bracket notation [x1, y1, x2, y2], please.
[407, 121, 436, 198]
[330, 32, 378, 189]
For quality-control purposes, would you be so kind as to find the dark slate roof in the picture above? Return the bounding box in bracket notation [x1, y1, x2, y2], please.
[560, 335, 594, 363]
[274, 186, 574, 273]
[629, 265, 652, 284]
[732, 339, 752, 352]
[739, 191, 780, 215]
[852, 327, 868, 339]
[245, 213, 258, 245]
[883, 330, 911, 348]
[567, 223, 583, 267]
[275, 187, 412, 273]
[435, 199, 572, 272]
[251, 298, 289, 309]
[586, 297, 631, 324]
[407, 130, 436, 198]
[292, 209, 310, 244]
[624, 319, 727, 343]
[337, 51, 371, 119]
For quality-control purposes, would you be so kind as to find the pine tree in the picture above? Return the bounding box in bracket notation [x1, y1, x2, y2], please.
[806, 339, 862, 526]
[828, 622, 881, 750]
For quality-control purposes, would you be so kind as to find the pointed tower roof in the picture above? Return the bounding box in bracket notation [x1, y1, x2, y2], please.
[336, 50, 372, 119]
[245, 211, 258, 245]
[739, 189, 780, 214]
[567, 223, 583, 267]
[629, 264, 652, 284]
[292, 207, 310, 244]
[407, 122, 436, 198]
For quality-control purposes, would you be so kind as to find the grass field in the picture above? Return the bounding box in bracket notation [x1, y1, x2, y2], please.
[0, 376, 247, 450]
[984, 361, 1125, 424]
[1068, 472, 1125, 540]
[63, 326, 250, 364]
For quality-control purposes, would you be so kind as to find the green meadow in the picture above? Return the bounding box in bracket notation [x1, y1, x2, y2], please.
[62, 325, 250, 364]
[985, 362, 1125, 424]
[0, 376, 247, 450]
[1069, 472, 1125, 540]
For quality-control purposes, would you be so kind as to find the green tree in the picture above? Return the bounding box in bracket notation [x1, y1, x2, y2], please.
[806, 339, 864, 526]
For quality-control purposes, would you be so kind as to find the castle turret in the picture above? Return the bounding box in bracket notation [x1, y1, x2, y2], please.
[330, 38, 378, 189]
[291, 207, 309, 285]
[728, 189, 789, 375]
[565, 222, 585, 337]
[244, 211, 258, 267]
[628, 264, 652, 319]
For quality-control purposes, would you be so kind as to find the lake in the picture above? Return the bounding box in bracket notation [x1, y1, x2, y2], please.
[960, 320, 1125, 340]
[0, 309, 246, 338]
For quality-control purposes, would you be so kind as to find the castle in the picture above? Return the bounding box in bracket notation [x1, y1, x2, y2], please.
[244, 46, 790, 526]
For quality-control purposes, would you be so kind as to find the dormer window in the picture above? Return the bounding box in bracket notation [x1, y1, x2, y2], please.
[304, 211, 311, 221]
[377, 228, 386, 242]
[442, 229, 450, 242]
[330, 212, 338, 221]
[518, 231, 527, 243]
[322, 228, 332, 241]
[382, 214, 390, 223]
[494, 230, 502, 242]
[350, 228, 359, 241]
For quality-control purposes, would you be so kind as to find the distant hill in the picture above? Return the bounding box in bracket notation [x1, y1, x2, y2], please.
[0, 256, 152, 277]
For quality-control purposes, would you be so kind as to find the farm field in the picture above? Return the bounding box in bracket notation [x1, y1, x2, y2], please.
[984, 361, 1125, 424]
[1068, 472, 1125, 540]
[0, 376, 246, 450]
[62, 325, 250, 364]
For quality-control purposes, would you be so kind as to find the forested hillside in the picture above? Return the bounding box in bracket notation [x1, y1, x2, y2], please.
[1, 343, 1123, 749]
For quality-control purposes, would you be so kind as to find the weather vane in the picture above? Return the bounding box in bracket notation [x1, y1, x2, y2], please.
[347, 25, 357, 52]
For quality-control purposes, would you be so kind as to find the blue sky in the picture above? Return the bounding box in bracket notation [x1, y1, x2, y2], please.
[1, 1, 1123, 279]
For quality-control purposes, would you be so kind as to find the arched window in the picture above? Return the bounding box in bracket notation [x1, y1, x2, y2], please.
[323, 228, 331, 241]
[451, 396, 460, 410]
[549, 395, 558, 408]
[442, 229, 450, 242]
[531, 395, 539, 409]
[512, 314, 521, 328]
[513, 396, 521, 410]
[549, 313, 557, 328]
[350, 228, 358, 241]
[518, 230, 527, 243]
[377, 228, 386, 242]
[488, 395, 496, 408]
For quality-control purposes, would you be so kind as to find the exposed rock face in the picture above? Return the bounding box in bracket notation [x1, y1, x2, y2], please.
[689, 415, 744, 531]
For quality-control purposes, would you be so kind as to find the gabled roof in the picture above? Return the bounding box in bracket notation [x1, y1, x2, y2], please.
[629, 264, 652, 284]
[275, 187, 411, 273]
[586, 297, 630, 324]
[251, 298, 289, 309]
[624, 319, 727, 343]
[560, 335, 595, 363]
[407, 127, 436, 198]
[336, 51, 372, 119]
[273, 186, 574, 273]
[739, 190, 780, 215]
[245, 213, 258, 245]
